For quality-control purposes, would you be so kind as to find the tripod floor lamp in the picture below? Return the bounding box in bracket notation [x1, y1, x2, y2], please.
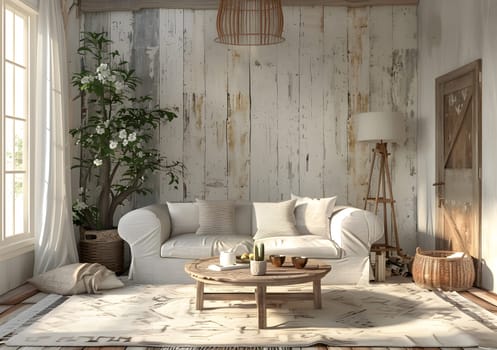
[354, 112, 406, 257]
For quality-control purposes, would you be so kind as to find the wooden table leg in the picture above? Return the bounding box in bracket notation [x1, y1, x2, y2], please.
[313, 279, 322, 309]
[196, 281, 204, 310]
[255, 285, 267, 329]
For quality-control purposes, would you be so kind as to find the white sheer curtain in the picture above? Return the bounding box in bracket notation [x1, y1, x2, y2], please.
[33, 0, 79, 275]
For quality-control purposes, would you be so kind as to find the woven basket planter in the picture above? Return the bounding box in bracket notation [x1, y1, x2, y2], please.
[412, 247, 475, 291]
[79, 229, 124, 274]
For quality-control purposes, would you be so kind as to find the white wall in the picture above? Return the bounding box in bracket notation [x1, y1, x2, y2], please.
[418, 0, 497, 292]
[82, 6, 419, 255]
[0, 252, 34, 295]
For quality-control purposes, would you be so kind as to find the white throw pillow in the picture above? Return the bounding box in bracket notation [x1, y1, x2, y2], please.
[253, 199, 299, 240]
[195, 199, 236, 235]
[291, 194, 337, 238]
[28, 263, 124, 295]
[167, 202, 199, 236]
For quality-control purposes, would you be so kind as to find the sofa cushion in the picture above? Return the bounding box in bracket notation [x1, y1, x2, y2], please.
[252, 199, 300, 240]
[160, 233, 253, 259]
[195, 199, 235, 235]
[167, 201, 252, 236]
[255, 235, 343, 259]
[167, 202, 199, 236]
[234, 201, 252, 235]
[291, 194, 337, 238]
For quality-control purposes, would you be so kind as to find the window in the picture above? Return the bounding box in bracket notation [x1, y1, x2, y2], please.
[0, 0, 36, 258]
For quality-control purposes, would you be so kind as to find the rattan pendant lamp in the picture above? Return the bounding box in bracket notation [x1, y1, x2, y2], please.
[215, 0, 285, 45]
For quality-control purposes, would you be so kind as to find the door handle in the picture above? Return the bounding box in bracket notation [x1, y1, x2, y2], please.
[433, 182, 445, 207]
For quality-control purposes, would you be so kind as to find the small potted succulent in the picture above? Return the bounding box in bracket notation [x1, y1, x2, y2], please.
[250, 243, 266, 276]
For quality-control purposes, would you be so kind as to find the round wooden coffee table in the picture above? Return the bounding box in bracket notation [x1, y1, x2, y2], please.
[184, 257, 331, 329]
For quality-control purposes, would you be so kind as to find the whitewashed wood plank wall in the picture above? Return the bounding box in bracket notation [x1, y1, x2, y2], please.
[82, 6, 418, 253]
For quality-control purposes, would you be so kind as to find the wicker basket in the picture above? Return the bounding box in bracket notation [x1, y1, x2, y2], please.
[79, 229, 124, 274]
[412, 247, 475, 291]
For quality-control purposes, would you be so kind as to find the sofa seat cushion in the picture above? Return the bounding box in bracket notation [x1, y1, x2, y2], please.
[255, 235, 343, 259]
[160, 234, 253, 259]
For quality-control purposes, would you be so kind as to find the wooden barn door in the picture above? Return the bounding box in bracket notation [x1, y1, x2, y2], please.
[435, 59, 482, 285]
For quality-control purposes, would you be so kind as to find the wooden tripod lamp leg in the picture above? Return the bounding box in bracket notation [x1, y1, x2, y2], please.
[377, 144, 388, 246]
[383, 143, 402, 256]
[364, 147, 377, 210]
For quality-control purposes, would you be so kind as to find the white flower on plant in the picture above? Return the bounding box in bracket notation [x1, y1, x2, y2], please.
[81, 75, 94, 84]
[75, 139, 80, 145]
[74, 199, 88, 211]
[138, 151, 144, 158]
[96, 63, 111, 82]
[96, 63, 108, 72]
[122, 139, 129, 146]
[118, 129, 127, 139]
[109, 140, 118, 149]
[128, 132, 137, 142]
[114, 81, 125, 92]
[94, 158, 103, 166]
[136, 142, 142, 149]
[95, 125, 105, 135]
[104, 120, 110, 128]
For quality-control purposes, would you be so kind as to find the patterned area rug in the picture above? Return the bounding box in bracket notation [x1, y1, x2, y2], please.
[5, 283, 497, 348]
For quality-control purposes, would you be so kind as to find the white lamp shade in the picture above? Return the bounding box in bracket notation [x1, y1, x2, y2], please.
[354, 111, 405, 143]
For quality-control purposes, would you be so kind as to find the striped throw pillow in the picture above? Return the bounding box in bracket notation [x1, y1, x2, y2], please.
[195, 199, 236, 235]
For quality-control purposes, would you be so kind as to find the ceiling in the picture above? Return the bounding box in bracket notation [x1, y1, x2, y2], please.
[80, 0, 419, 12]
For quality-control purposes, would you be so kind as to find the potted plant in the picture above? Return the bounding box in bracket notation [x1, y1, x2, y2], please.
[250, 243, 266, 276]
[70, 32, 182, 270]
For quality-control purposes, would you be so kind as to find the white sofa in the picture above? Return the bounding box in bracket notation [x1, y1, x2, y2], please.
[117, 201, 383, 285]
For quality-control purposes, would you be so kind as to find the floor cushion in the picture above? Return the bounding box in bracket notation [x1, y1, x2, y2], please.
[28, 263, 124, 295]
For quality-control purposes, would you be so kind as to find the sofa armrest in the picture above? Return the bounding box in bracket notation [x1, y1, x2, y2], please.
[330, 206, 383, 257]
[117, 204, 171, 278]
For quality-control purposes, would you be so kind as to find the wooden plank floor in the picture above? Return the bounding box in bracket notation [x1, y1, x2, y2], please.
[1, 281, 497, 350]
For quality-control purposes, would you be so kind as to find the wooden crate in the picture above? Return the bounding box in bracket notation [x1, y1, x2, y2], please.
[412, 247, 475, 291]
